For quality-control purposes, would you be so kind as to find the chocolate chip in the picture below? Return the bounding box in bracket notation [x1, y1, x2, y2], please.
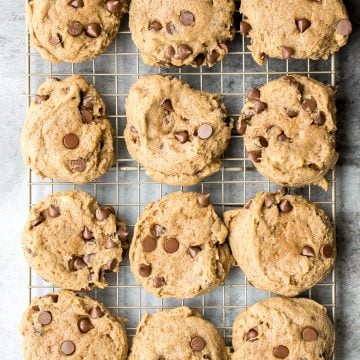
[71, 158, 86, 172]
[166, 22, 175, 34]
[244, 112, 254, 120]
[63, 133, 79, 149]
[164, 46, 175, 61]
[105, 236, 116, 249]
[278, 132, 290, 142]
[149, 20, 162, 31]
[161, 99, 174, 112]
[190, 336, 206, 351]
[177, 44, 193, 59]
[219, 43, 229, 55]
[69, 0, 84, 8]
[313, 111, 326, 125]
[254, 100, 267, 113]
[73, 257, 87, 270]
[117, 227, 129, 242]
[247, 88, 260, 101]
[273, 345, 289, 359]
[83, 253, 95, 265]
[139, 264, 152, 277]
[81, 109, 93, 124]
[179, 10, 195, 26]
[198, 124, 213, 139]
[277, 187, 289, 196]
[197, 193, 210, 207]
[105, 0, 122, 13]
[81, 95, 94, 109]
[257, 136, 268, 148]
[32, 305, 40, 312]
[106, 258, 117, 271]
[287, 109, 299, 118]
[61, 341, 76, 356]
[248, 150, 262, 163]
[83, 227, 94, 241]
[240, 21, 251, 35]
[302, 326, 318, 342]
[95, 206, 111, 221]
[35, 95, 49, 104]
[278, 200, 293, 213]
[264, 195, 274, 208]
[336, 19, 352, 35]
[282, 46, 294, 59]
[142, 235, 157, 252]
[284, 76, 304, 93]
[90, 306, 104, 319]
[246, 329, 258, 342]
[26, 248, 33, 255]
[207, 50, 220, 65]
[164, 238, 179, 253]
[193, 53, 205, 66]
[49, 34, 62, 46]
[31, 214, 45, 228]
[68, 21, 83, 36]
[188, 246, 202, 258]
[38, 311, 52, 325]
[296, 19, 311, 32]
[47, 294, 59, 303]
[153, 276, 166, 288]
[321, 244, 334, 258]
[153, 224, 165, 237]
[237, 119, 248, 135]
[301, 246, 315, 257]
[78, 318, 94, 333]
[85, 23, 101, 38]
[302, 98, 317, 112]
[174, 131, 189, 143]
[48, 205, 60, 218]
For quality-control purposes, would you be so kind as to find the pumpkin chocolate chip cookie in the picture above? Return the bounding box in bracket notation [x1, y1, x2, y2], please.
[28, 0, 126, 63]
[22, 76, 114, 183]
[21, 190, 128, 291]
[20, 290, 128, 360]
[129, 192, 232, 299]
[129, 0, 235, 67]
[240, 75, 338, 190]
[240, 0, 352, 65]
[125, 75, 232, 186]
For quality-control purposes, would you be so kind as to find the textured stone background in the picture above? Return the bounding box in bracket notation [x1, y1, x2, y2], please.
[0, 1, 358, 358]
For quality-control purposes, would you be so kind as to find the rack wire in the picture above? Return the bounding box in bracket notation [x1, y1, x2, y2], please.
[26, 1, 336, 356]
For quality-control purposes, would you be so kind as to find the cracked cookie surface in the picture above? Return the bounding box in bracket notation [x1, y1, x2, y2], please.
[129, 192, 231, 299]
[224, 191, 335, 297]
[231, 297, 335, 360]
[240, 75, 338, 190]
[20, 290, 128, 360]
[21, 190, 128, 291]
[22, 76, 114, 183]
[129, 307, 230, 360]
[129, 0, 235, 67]
[125, 75, 232, 186]
[28, 0, 126, 63]
[240, 0, 352, 65]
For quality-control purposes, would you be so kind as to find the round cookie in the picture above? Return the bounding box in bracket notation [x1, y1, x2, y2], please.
[20, 290, 128, 360]
[27, 0, 126, 63]
[240, 0, 352, 65]
[231, 297, 335, 360]
[125, 75, 232, 186]
[22, 76, 114, 183]
[224, 191, 335, 297]
[21, 190, 128, 291]
[240, 75, 338, 190]
[129, 307, 230, 360]
[129, 0, 235, 67]
[129, 192, 232, 299]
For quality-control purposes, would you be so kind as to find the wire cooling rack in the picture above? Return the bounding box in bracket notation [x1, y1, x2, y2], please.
[25, 1, 336, 355]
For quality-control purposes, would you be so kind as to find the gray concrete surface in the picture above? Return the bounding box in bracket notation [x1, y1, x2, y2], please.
[0, 1, 358, 358]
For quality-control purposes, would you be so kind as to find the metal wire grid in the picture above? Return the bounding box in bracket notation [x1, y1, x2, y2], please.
[25, 1, 336, 355]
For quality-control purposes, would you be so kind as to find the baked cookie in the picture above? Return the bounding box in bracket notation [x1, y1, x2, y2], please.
[22, 76, 114, 183]
[125, 75, 232, 186]
[231, 297, 335, 360]
[28, 0, 126, 63]
[129, 307, 230, 360]
[21, 190, 128, 291]
[240, 0, 352, 65]
[129, 0, 235, 67]
[224, 191, 335, 297]
[240, 75, 338, 190]
[129, 192, 231, 299]
[20, 290, 128, 360]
